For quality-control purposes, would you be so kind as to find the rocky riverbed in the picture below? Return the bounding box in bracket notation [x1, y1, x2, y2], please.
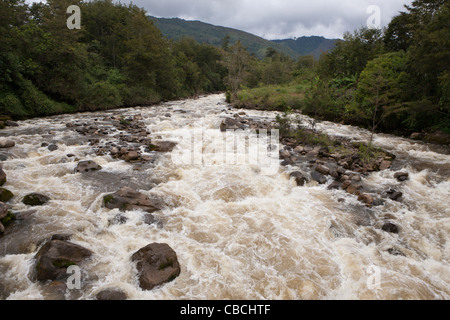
[0, 94, 449, 300]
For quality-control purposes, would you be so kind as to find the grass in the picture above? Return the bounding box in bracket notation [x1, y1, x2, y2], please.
[234, 79, 311, 111]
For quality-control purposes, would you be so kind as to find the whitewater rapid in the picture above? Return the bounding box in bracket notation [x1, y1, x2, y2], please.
[0, 94, 449, 300]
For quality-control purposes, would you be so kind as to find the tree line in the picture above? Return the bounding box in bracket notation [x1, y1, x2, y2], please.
[1, 0, 448, 138]
[231, 0, 449, 137]
[0, 0, 228, 119]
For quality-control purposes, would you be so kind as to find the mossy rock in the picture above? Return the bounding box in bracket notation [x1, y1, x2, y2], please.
[1, 211, 16, 228]
[0, 188, 14, 202]
[23, 193, 51, 206]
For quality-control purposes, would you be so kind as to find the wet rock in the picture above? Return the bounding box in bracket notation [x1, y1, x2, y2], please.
[280, 150, 290, 159]
[294, 145, 304, 153]
[131, 243, 181, 290]
[311, 171, 327, 184]
[0, 153, 8, 161]
[5, 120, 18, 127]
[47, 144, 58, 151]
[0, 188, 13, 202]
[280, 158, 293, 166]
[394, 172, 409, 182]
[74, 160, 102, 173]
[103, 187, 163, 214]
[23, 193, 51, 206]
[358, 194, 374, 205]
[108, 214, 128, 226]
[148, 141, 177, 153]
[315, 164, 330, 176]
[0, 140, 15, 148]
[410, 132, 424, 140]
[43, 281, 67, 300]
[34, 240, 93, 281]
[124, 151, 140, 162]
[327, 181, 341, 190]
[383, 189, 403, 201]
[96, 288, 128, 300]
[220, 118, 245, 132]
[382, 222, 400, 234]
[290, 171, 307, 186]
[341, 180, 352, 190]
[346, 184, 362, 195]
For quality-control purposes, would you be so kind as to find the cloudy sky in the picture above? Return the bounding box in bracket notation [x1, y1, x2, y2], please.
[27, 0, 413, 39]
[128, 0, 413, 39]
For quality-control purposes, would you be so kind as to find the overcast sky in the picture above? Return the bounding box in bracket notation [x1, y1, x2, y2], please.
[27, 0, 413, 39]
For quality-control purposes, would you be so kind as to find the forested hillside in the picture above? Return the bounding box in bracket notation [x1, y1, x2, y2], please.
[0, 0, 227, 119]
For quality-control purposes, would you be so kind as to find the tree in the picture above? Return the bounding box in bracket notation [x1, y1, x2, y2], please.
[355, 52, 409, 144]
[225, 41, 251, 101]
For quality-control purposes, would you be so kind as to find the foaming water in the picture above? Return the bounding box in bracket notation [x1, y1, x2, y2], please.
[0, 94, 449, 300]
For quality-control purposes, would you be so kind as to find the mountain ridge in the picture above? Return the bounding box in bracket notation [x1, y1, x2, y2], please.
[150, 16, 338, 59]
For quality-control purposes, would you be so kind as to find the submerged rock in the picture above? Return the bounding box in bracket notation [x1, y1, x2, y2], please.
[394, 172, 409, 182]
[0, 140, 15, 149]
[131, 243, 180, 290]
[23, 193, 51, 206]
[34, 240, 93, 281]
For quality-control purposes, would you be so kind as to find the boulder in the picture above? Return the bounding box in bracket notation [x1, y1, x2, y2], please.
[220, 118, 245, 132]
[290, 171, 307, 187]
[148, 141, 177, 153]
[23, 193, 50, 206]
[315, 164, 330, 176]
[103, 187, 162, 214]
[383, 189, 403, 201]
[394, 172, 409, 182]
[358, 194, 374, 205]
[124, 151, 140, 162]
[96, 289, 128, 300]
[34, 240, 93, 281]
[311, 171, 327, 184]
[47, 144, 58, 152]
[131, 243, 181, 290]
[74, 160, 102, 173]
[279, 150, 290, 159]
[346, 184, 362, 195]
[0, 166, 6, 185]
[0, 188, 14, 202]
[382, 222, 400, 234]
[327, 181, 341, 190]
[0, 140, 15, 149]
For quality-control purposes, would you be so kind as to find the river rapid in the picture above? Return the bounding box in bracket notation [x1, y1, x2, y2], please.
[0, 93, 449, 300]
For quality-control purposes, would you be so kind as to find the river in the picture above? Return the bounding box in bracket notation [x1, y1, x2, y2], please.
[0, 93, 449, 300]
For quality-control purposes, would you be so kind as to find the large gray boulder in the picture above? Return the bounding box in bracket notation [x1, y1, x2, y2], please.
[131, 243, 180, 290]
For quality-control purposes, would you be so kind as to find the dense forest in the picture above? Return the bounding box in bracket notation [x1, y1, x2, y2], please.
[0, 0, 448, 139]
[234, 0, 449, 138]
[0, 0, 227, 119]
